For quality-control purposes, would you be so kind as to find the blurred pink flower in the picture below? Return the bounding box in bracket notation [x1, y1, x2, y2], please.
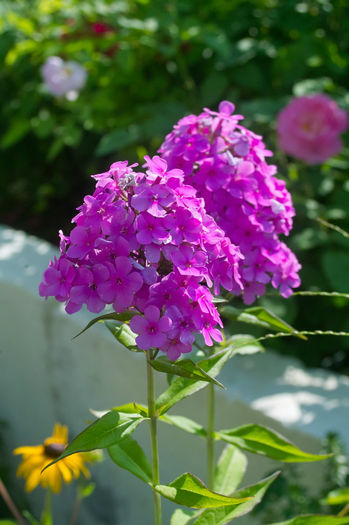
[277, 94, 348, 164]
[41, 56, 87, 100]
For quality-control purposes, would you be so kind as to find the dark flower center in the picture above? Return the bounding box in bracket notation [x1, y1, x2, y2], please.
[44, 443, 66, 458]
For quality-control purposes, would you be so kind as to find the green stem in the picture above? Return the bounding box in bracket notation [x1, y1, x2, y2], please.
[146, 350, 162, 525]
[68, 492, 81, 525]
[41, 490, 53, 525]
[338, 503, 349, 517]
[207, 381, 215, 489]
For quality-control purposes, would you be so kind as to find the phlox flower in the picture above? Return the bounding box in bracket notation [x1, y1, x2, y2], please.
[41, 56, 87, 99]
[159, 101, 301, 303]
[277, 94, 348, 164]
[40, 155, 244, 359]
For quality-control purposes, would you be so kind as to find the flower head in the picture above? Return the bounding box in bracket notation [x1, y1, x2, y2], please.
[13, 424, 90, 493]
[41, 56, 87, 99]
[277, 94, 348, 164]
[40, 155, 244, 358]
[159, 101, 301, 303]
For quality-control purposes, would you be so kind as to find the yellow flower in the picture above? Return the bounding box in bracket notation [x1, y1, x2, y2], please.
[13, 423, 90, 494]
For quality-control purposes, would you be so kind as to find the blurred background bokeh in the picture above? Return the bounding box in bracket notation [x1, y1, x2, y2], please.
[1, 0, 349, 369]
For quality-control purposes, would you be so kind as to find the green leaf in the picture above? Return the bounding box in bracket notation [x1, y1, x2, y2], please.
[192, 472, 279, 524]
[322, 251, 349, 292]
[268, 516, 349, 525]
[149, 356, 225, 388]
[160, 414, 207, 437]
[155, 473, 251, 509]
[217, 424, 331, 462]
[155, 348, 233, 415]
[0, 521, 20, 525]
[170, 509, 196, 525]
[223, 334, 264, 355]
[44, 411, 145, 470]
[22, 511, 40, 525]
[214, 445, 247, 496]
[1, 118, 31, 148]
[221, 306, 305, 339]
[325, 488, 349, 505]
[96, 125, 140, 156]
[73, 312, 136, 340]
[104, 321, 141, 352]
[109, 436, 152, 483]
[78, 482, 96, 499]
[113, 402, 148, 417]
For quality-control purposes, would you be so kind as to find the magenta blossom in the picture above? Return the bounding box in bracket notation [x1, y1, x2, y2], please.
[130, 306, 172, 350]
[277, 94, 348, 164]
[39, 155, 244, 359]
[159, 100, 301, 303]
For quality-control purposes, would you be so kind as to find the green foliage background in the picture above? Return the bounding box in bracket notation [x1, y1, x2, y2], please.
[1, 0, 349, 369]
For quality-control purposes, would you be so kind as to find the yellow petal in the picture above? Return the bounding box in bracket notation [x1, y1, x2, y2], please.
[42, 465, 62, 494]
[14, 445, 44, 456]
[25, 467, 42, 492]
[57, 461, 73, 484]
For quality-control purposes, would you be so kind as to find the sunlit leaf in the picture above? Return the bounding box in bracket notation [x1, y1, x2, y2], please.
[149, 356, 224, 387]
[214, 445, 247, 496]
[218, 424, 331, 462]
[109, 437, 152, 483]
[192, 472, 279, 524]
[155, 472, 251, 509]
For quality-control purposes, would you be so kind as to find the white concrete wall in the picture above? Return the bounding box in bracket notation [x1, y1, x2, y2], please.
[0, 225, 348, 524]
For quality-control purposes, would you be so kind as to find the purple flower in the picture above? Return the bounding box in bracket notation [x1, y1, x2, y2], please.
[277, 94, 348, 164]
[97, 257, 143, 312]
[39, 257, 77, 302]
[159, 100, 301, 303]
[135, 213, 169, 245]
[70, 265, 108, 313]
[130, 306, 172, 350]
[39, 155, 244, 359]
[171, 245, 207, 277]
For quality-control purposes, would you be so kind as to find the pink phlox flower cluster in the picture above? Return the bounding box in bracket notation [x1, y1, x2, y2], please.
[39, 156, 244, 360]
[277, 94, 348, 164]
[159, 101, 301, 304]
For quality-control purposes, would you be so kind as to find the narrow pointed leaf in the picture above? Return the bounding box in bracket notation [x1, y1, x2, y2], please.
[105, 321, 141, 351]
[155, 472, 251, 509]
[160, 414, 207, 437]
[223, 334, 264, 355]
[214, 445, 247, 496]
[325, 488, 349, 505]
[156, 348, 233, 415]
[73, 312, 136, 340]
[112, 402, 148, 417]
[192, 472, 279, 524]
[108, 437, 152, 483]
[170, 509, 197, 525]
[43, 411, 145, 470]
[218, 424, 331, 462]
[221, 306, 306, 340]
[268, 516, 349, 525]
[150, 357, 224, 387]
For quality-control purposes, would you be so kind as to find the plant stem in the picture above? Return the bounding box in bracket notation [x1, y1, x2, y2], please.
[0, 477, 27, 525]
[41, 489, 53, 525]
[338, 503, 349, 517]
[146, 350, 162, 525]
[68, 493, 81, 525]
[207, 381, 215, 489]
